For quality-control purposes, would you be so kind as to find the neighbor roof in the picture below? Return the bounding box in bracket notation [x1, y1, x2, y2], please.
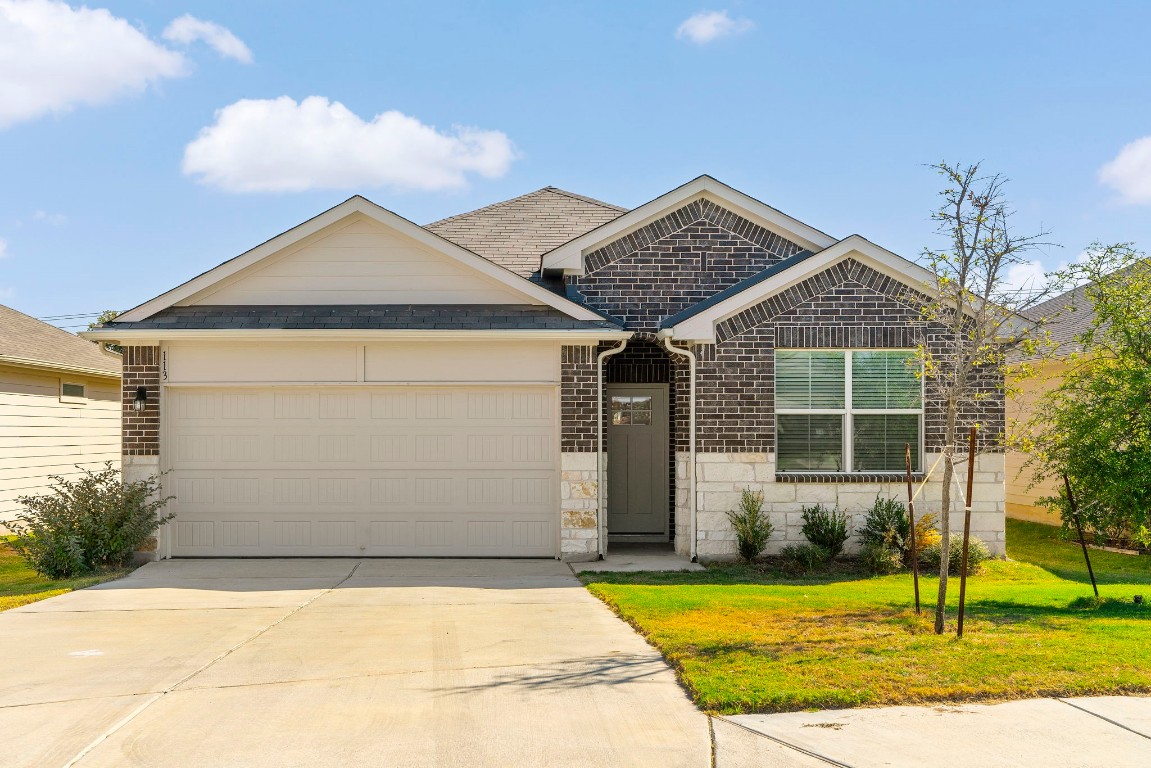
[0, 304, 120, 377]
[425, 187, 627, 277]
[104, 305, 624, 332]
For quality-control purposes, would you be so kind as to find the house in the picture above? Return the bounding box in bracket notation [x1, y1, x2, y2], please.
[1005, 281, 1097, 524]
[0, 304, 121, 527]
[84, 176, 1006, 561]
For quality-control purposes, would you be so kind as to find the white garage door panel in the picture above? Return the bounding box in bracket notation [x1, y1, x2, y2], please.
[165, 386, 557, 557]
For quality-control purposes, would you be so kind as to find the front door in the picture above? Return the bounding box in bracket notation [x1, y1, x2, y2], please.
[606, 385, 669, 536]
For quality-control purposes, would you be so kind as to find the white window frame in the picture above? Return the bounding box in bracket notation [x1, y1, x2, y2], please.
[775, 349, 924, 474]
[60, 380, 88, 404]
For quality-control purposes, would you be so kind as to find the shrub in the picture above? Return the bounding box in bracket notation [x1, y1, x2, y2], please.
[800, 504, 850, 558]
[861, 542, 904, 575]
[7, 463, 174, 579]
[920, 535, 991, 576]
[858, 496, 940, 564]
[779, 543, 830, 576]
[725, 488, 774, 562]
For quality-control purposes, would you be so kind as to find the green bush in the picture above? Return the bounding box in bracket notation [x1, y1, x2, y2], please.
[857, 496, 940, 564]
[800, 504, 850, 558]
[726, 488, 774, 562]
[779, 543, 830, 575]
[920, 535, 991, 576]
[860, 542, 904, 575]
[7, 463, 174, 578]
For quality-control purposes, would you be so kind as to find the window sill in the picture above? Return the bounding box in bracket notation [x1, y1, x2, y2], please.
[776, 472, 925, 484]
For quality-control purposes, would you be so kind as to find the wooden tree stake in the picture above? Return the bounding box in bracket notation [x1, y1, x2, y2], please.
[1062, 475, 1099, 598]
[957, 427, 977, 638]
[905, 443, 920, 614]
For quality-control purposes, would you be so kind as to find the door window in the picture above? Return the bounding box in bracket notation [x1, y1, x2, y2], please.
[611, 395, 653, 426]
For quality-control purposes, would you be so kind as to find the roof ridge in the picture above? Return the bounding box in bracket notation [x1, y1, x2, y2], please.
[540, 187, 628, 213]
[425, 186, 626, 228]
[424, 187, 557, 228]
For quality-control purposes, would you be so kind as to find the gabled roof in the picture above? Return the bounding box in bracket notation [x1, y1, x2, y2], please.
[541, 175, 838, 274]
[665, 236, 935, 342]
[0, 304, 120, 377]
[114, 196, 606, 324]
[425, 187, 626, 277]
[1024, 283, 1095, 355]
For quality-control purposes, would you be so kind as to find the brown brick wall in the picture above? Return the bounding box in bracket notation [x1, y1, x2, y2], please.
[692, 258, 1005, 453]
[572, 200, 802, 332]
[122, 345, 160, 456]
[560, 345, 598, 452]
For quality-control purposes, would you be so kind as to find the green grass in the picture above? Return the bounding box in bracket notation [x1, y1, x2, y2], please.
[582, 518, 1151, 714]
[0, 540, 131, 611]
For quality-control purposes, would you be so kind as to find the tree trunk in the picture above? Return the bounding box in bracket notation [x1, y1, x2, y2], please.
[934, 402, 957, 634]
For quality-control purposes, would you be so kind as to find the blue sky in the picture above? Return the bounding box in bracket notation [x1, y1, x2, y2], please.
[2, 0, 1150, 328]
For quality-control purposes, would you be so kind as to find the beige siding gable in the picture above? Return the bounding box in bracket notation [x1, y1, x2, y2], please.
[185, 215, 538, 307]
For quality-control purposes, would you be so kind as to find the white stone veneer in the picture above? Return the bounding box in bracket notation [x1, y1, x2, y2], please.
[677, 451, 1006, 561]
[560, 452, 600, 561]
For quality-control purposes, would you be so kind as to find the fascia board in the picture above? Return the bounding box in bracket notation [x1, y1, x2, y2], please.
[118, 197, 602, 323]
[80, 328, 633, 343]
[541, 176, 838, 273]
[0, 354, 120, 379]
[671, 236, 934, 342]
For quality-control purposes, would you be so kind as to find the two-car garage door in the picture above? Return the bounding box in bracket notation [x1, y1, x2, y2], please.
[164, 386, 558, 557]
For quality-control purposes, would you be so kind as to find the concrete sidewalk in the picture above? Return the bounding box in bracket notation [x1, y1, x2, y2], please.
[0, 558, 709, 767]
[712, 697, 1151, 767]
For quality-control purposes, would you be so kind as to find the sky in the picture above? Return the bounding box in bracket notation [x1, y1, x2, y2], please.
[1, 0, 1150, 329]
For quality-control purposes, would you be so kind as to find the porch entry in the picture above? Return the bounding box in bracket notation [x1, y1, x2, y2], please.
[606, 384, 670, 538]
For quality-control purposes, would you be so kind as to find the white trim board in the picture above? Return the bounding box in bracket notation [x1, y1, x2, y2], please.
[541, 175, 839, 274]
[81, 328, 632, 343]
[668, 235, 935, 342]
[116, 196, 603, 323]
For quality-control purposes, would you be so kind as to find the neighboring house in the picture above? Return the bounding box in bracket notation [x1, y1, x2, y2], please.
[1005, 282, 1096, 524]
[84, 177, 1005, 561]
[0, 304, 121, 527]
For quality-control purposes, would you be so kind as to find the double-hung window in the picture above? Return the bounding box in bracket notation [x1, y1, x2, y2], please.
[775, 350, 922, 473]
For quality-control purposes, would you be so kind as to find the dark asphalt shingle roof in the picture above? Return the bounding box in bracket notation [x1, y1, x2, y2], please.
[658, 250, 815, 329]
[1024, 282, 1098, 355]
[105, 305, 624, 332]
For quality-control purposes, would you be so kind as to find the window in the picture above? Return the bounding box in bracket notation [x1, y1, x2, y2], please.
[776, 350, 922, 473]
[60, 381, 87, 402]
[610, 395, 652, 425]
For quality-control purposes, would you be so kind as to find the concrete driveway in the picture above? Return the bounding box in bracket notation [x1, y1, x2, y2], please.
[0, 559, 709, 768]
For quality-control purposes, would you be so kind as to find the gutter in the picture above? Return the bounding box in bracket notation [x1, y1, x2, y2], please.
[596, 339, 629, 559]
[657, 329, 697, 562]
[80, 328, 632, 343]
[0, 354, 120, 380]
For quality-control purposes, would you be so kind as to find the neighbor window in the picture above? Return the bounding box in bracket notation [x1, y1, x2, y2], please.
[775, 350, 922, 473]
[60, 382, 87, 401]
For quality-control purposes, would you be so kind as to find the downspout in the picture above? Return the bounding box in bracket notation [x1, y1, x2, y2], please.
[596, 339, 628, 559]
[657, 329, 697, 562]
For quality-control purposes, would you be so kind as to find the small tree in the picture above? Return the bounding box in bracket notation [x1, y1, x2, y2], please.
[916, 162, 1057, 633]
[726, 488, 774, 562]
[1021, 244, 1151, 548]
[88, 309, 121, 354]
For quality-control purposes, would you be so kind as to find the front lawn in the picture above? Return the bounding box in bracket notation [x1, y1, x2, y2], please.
[582, 518, 1151, 714]
[0, 540, 131, 612]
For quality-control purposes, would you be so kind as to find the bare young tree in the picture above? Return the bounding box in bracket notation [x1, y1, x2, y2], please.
[916, 162, 1056, 634]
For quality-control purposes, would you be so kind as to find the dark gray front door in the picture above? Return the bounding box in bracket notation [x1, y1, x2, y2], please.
[606, 385, 669, 536]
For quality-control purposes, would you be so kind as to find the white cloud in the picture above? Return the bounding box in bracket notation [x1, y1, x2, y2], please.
[675, 10, 754, 44]
[0, 0, 187, 128]
[162, 14, 252, 64]
[1099, 135, 1151, 205]
[32, 210, 66, 226]
[0, 237, 8, 258]
[1001, 259, 1047, 295]
[182, 96, 518, 193]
